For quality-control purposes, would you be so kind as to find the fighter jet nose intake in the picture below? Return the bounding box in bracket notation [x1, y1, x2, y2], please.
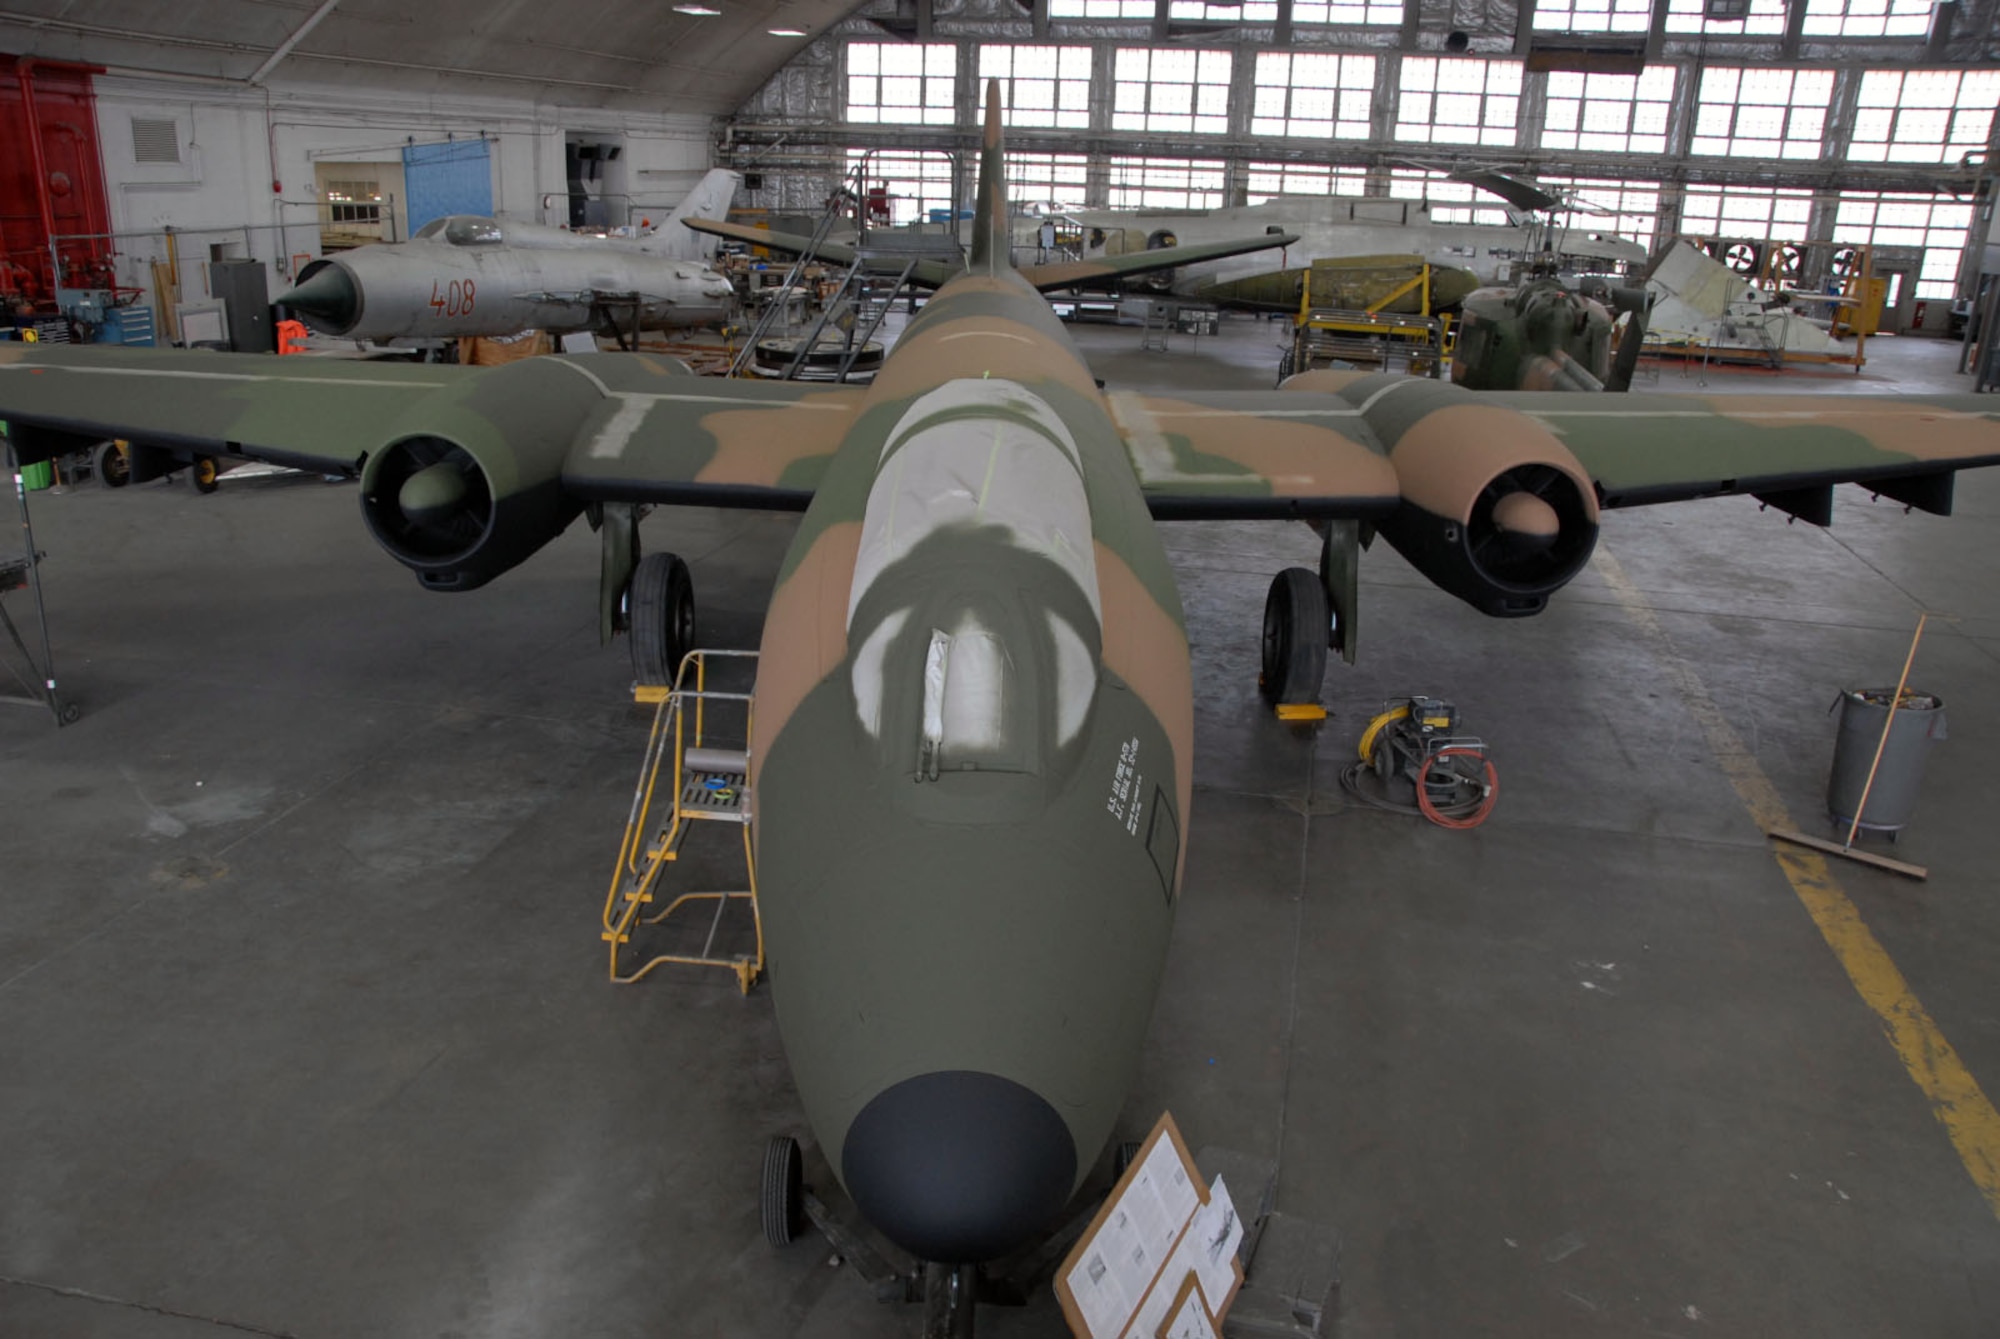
[276, 260, 360, 333]
[841, 1069, 1077, 1263]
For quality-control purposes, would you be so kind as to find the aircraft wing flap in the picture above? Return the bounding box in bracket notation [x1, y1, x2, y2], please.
[0, 343, 451, 473]
[680, 219, 961, 288]
[560, 379, 867, 509]
[1514, 393, 2000, 509]
[1105, 389, 1402, 520]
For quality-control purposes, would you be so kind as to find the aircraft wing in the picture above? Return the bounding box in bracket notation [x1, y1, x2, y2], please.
[681, 218, 962, 288]
[0, 343, 867, 511]
[1016, 235, 1298, 292]
[1514, 393, 2000, 513]
[1102, 389, 1403, 520]
[0, 343, 451, 474]
[558, 377, 866, 507]
[682, 217, 1297, 294]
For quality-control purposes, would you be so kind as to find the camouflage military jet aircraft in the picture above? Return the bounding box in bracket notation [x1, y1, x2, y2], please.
[4, 86, 2000, 1320]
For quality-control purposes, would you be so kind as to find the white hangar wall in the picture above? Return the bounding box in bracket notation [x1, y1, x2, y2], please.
[88, 73, 714, 305]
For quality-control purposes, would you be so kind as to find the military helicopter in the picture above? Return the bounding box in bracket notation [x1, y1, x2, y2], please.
[1450, 265, 1651, 392]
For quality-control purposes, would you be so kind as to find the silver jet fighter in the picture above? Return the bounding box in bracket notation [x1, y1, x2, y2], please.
[279, 169, 741, 342]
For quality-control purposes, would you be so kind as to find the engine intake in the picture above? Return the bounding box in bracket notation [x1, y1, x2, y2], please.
[358, 358, 603, 590]
[1325, 375, 1600, 617]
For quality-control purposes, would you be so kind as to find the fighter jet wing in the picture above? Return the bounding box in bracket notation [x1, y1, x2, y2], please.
[1513, 393, 2000, 512]
[680, 217, 1297, 294]
[1101, 389, 1403, 520]
[0, 343, 452, 474]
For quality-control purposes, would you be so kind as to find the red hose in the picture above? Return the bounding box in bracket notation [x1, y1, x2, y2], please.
[1416, 747, 1499, 830]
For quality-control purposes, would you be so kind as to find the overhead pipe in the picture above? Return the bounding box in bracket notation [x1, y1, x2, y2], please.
[247, 0, 344, 86]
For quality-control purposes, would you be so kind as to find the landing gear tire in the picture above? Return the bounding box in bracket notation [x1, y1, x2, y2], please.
[191, 456, 220, 494]
[93, 441, 129, 489]
[1260, 566, 1329, 705]
[627, 551, 695, 686]
[762, 1135, 805, 1247]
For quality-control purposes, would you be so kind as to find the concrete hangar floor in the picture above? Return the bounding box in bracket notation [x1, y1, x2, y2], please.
[1, 317, 1996, 1339]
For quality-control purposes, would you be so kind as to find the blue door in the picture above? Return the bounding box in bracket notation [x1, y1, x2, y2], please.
[403, 139, 493, 234]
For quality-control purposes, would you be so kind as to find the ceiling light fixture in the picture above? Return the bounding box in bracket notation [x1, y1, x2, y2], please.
[768, 26, 807, 35]
[673, 3, 721, 13]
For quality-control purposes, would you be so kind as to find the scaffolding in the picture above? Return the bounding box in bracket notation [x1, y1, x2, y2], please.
[1279, 262, 1451, 382]
[600, 649, 762, 990]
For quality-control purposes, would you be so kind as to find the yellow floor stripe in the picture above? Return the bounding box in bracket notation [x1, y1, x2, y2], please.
[1594, 546, 2000, 1220]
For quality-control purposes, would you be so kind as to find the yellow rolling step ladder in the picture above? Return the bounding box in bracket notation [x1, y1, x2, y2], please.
[601, 648, 764, 991]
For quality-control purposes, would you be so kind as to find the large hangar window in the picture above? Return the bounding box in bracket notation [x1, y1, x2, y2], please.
[1833, 193, 1977, 299]
[1848, 70, 2000, 164]
[1107, 156, 1228, 209]
[1679, 185, 1814, 244]
[1537, 176, 1663, 252]
[1245, 162, 1369, 204]
[980, 45, 1091, 129]
[1050, 0, 1153, 15]
[1290, 0, 1402, 22]
[1533, 0, 1653, 32]
[1252, 53, 1375, 140]
[1665, 0, 1788, 33]
[1802, 0, 1937, 37]
[1388, 169, 1512, 225]
[847, 149, 956, 225]
[847, 42, 957, 125]
[1541, 67, 1676, 155]
[1689, 67, 1833, 160]
[1394, 58, 1523, 147]
[1172, 0, 1279, 17]
[1112, 49, 1233, 135]
[1007, 152, 1090, 211]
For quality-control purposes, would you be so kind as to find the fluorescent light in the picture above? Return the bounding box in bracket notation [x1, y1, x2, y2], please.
[673, 3, 720, 12]
[768, 26, 807, 35]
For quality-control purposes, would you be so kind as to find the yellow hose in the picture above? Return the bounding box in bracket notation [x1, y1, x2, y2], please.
[1357, 704, 1410, 763]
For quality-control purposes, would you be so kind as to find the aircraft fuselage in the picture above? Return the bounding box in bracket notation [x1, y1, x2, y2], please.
[748, 268, 1194, 1263]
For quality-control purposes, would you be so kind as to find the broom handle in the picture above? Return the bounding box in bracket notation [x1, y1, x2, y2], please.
[1844, 612, 1928, 850]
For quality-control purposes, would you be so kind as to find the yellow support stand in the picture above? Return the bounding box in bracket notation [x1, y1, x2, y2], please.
[600, 648, 765, 992]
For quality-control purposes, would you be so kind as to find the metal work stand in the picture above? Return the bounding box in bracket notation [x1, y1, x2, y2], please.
[1, 443, 78, 725]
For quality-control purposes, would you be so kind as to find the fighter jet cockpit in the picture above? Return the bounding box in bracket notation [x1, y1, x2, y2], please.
[413, 216, 507, 246]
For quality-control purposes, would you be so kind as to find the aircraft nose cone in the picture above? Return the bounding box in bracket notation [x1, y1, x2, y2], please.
[1491, 490, 1560, 548]
[841, 1070, 1076, 1263]
[398, 461, 468, 524]
[277, 262, 359, 332]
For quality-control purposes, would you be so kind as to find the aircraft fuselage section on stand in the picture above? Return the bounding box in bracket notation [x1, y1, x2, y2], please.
[749, 269, 1194, 1264]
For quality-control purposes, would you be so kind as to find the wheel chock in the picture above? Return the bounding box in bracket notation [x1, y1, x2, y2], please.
[1274, 703, 1327, 722]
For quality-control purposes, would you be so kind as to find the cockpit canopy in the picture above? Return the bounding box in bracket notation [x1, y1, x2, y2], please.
[414, 216, 506, 247]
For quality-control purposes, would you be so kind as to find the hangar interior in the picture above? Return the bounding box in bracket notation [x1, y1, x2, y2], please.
[1, 1, 1998, 1336]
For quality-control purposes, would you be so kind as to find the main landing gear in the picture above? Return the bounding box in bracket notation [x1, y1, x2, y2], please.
[625, 551, 696, 685]
[1259, 566, 1330, 706]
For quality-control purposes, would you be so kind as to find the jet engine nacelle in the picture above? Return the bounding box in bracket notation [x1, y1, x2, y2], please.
[358, 357, 606, 590]
[1285, 371, 1601, 616]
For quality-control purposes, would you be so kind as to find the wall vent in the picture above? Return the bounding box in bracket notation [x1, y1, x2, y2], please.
[131, 118, 181, 165]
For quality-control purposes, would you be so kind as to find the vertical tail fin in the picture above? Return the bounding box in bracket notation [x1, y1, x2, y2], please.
[968, 80, 1010, 276]
[658, 169, 744, 259]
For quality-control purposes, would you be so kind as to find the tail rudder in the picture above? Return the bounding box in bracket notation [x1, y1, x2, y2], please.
[968, 80, 1010, 276]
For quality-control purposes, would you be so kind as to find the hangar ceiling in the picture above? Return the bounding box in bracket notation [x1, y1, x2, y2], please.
[0, 0, 862, 114]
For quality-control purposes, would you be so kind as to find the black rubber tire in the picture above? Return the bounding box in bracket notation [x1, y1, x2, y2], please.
[628, 552, 695, 686]
[762, 1136, 805, 1247]
[191, 456, 220, 495]
[93, 441, 129, 488]
[1260, 566, 1330, 705]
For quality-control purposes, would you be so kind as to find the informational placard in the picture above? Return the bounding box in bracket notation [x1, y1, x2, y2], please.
[1156, 1276, 1220, 1339]
[1055, 1113, 1244, 1339]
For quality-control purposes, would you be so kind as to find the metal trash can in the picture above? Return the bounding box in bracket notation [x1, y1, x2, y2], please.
[1827, 688, 1946, 835]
